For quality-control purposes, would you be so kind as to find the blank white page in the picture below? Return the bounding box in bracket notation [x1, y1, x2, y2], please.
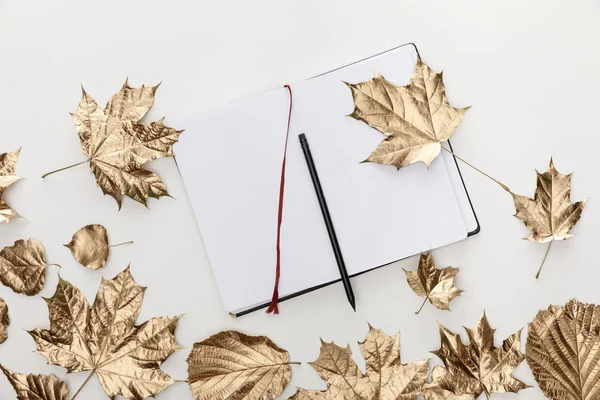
[176, 45, 470, 313]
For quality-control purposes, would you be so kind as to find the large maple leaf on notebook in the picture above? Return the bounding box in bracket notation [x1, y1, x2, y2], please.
[346, 59, 469, 169]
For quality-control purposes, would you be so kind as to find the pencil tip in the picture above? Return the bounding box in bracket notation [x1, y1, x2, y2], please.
[351, 302, 356, 312]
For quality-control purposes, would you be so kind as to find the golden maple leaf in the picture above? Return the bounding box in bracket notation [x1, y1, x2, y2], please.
[346, 59, 469, 169]
[432, 313, 529, 399]
[291, 325, 472, 400]
[0, 149, 22, 223]
[42, 81, 183, 208]
[64, 224, 132, 270]
[512, 158, 587, 278]
[404, 252, 463, 314]
[527, 300, 600, 400]
[28, 266, 182, 400]
[0, 365, 68, 400]
[187, 330, 295, 400]
[0, 297, 8, 344]
[0, 238, 57, 296]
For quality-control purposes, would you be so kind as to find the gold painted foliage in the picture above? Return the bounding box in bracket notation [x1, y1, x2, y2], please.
[432, 313, 529, 399]
[0, 149, 22, 223]
[28, 266, 182, 400]
[0, 238, 55, 296]
[404, 252, 463, 314]
[347, 58, 468, 169]
[64, 224, 132, 270]
[0, 298, 8, 344]
[43, 81, 183, 208]
[187, 330, 294, 400]
[527, 299, 600, 400]
[512, 158, 587, 277]
[0, 366, 68, 400]
[291, 325, 472, 400]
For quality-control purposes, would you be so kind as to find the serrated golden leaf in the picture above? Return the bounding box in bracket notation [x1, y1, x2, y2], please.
[0, 149, 22, 223]
[291, 325, 466, 400]
[0, 365, 68, 400]
[346, 59, 468, 169]
[187, 330, 293, 400]
[0, 297, 8, 344]
[0, 238, 50, 296]
[432, 313, 529, 398]
[404, 252, 463, 314]
[45, 81, 183, 208]
[526, 299, 600, 400]
[512, 158, 587, 243]
[28, 266, 182, 400]
[64, 224, 109, 270]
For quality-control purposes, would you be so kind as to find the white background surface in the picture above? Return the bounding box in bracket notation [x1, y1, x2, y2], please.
[0, 0, 598, 399]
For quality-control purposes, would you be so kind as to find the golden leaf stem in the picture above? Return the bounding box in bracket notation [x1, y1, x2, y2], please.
[415, 297, 428, 315]
[110, 240, 134, 248]
[47, 263, 62, 269]
[42, 159, 90, 178]
[440, 146, 511, 193]
[70, 369, 96, 400]
[535, 241, 553, 279]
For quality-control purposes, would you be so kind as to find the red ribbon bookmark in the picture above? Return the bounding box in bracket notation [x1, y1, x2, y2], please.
[266, 84, 293, 315]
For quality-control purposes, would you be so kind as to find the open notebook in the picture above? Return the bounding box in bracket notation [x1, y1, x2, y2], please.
[176, 44, 479, 315]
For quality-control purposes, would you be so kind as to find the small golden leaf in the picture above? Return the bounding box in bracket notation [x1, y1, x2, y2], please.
[527, 299, 600, 400]
[432, 313, 529, 398]
[64, 224, 109, 270]
[0, 149, 22, 223]
[291, 325, 465, 399]
[404, 252, 463, 314]
[513, 158, 587, 243]
[44, 81, 183, 208]
[28, 266, 182, 400]
[512, 158, 587, 278]
[0, 238, 49, 296]
[0, 297, 9, 344]
[0, 365, 68, 400]
[187, 330, 293, 400]
[346, 59, 468, 169]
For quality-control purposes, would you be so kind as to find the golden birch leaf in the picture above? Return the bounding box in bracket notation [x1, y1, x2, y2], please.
[28, 266, 182, 400]
[44, 81, 183, 208]
[512, 158, 587, 243]
[346, 59, 469, 169]
[526, 299, 600, 400]
[0, 238, 51, 296]
[404, 252, 463, 314]
[0, 365, 68, 400]
[291, 325, 452, 399]
[0, 297, 8, 344]
[64, 224, 109, 270]
[0, 149, 22, 223]
[432, 313, 529, 398]
[187, 330, 293, 400]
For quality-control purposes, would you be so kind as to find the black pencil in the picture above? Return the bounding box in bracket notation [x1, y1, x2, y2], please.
[298, 133, 356, 311]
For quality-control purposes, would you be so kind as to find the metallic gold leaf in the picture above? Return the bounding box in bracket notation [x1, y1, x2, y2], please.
[526, 299, 600, 400]
[404, 252, 463, 314]
[432, 313, 529, 398]
[187, 330, 292, 400]
[0, 149, 22, 223]
[0, 297, 8, 344]
[0, 365, 68, 400]
[45, 81, 183, 208]
[512, 158, 587, 243]
[0, 238, 48, 296]
[64, 224, 109, 270]
[346, 59, 468, 169]
[28, 266, 182, 400]
[291, 325, 465, 400]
